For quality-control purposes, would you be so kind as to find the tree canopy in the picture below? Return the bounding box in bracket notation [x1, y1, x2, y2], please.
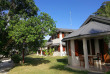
[8, 12, 56, 49]
[94, 1, 110, 17]
[0, 0, 56, 59]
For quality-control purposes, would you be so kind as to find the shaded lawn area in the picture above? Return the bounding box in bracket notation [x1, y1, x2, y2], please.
[8, 54, 88, 74]
[106, 71, 110, 74]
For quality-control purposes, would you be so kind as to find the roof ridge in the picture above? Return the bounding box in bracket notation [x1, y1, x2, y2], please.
[80, 15, 110, 27]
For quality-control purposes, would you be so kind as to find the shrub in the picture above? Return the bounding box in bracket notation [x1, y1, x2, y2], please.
[51, 48, 55, 55]
[43, 48, 55, 56]
[44, 49, 48, 56]
[11, 54, 22, 63]
[49, 48, 55, 56]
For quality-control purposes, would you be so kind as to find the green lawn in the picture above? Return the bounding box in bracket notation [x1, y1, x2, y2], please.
[9, 54, 88, 74]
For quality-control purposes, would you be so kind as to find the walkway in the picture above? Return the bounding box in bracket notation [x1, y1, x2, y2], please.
[0, 58, 14, 74]
[67, 64, 110, 74]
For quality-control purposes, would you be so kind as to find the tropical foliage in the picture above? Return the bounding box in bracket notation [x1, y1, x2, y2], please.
[94, 1, 110, 17]
[0, 0, 56, 62]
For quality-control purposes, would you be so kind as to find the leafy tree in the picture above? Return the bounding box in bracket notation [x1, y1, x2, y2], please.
[0, 0, 10, 56]
[0, 0, 10, 12]
[94, 1, 110, 17]
[0, 0, 56, 62]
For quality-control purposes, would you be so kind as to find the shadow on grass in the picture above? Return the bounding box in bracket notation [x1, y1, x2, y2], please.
[57, 58, 68, 64]
[23, 57, 50, 66]
[50, 64, 88, 74]
[50, 58, 88, 74]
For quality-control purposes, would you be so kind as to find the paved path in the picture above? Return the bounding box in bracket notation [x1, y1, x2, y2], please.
[0, 58, 14, 74]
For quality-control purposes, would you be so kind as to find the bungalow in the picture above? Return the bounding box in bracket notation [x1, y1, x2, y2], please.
[46, 28, 75, 56]
[62, 15, 110, 70]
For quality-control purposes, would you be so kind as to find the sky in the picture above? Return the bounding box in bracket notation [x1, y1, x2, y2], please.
[34, 0, 109, 39]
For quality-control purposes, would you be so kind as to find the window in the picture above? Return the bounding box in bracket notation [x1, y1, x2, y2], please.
[62, 32, 64, 38]
[57, 33, 59, 38]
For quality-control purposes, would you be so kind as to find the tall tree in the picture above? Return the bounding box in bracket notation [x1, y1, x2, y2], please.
[94, 1, 110, 17]
[0, 0, 56, 62]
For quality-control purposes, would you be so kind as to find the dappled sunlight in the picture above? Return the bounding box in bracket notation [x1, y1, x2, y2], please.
[57, 57, 68, 64]
[8, 54, 88, 74]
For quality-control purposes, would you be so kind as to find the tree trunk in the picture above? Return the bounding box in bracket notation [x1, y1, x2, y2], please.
[23, 48, 24, 63]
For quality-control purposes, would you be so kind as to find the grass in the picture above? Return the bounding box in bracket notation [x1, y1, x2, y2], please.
[106, 71, 110, 74]
[8, 54, 88, 74]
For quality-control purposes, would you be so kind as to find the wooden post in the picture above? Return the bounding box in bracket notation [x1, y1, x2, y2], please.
[83, 38, 89, 69]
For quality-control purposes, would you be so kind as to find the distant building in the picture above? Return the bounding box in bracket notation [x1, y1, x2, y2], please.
[46, 28, 75, 56]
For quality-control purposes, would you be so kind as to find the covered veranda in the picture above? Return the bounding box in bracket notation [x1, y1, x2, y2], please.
[69, 35, 110, 72]
[62, 15, 110, 72]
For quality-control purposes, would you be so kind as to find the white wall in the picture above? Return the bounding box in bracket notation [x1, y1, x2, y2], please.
[52, 38, 60, 44]
[49, 32, 67, 56]
[60, 32, 63, 56]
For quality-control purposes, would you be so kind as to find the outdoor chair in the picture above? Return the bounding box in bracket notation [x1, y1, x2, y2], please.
[88, 56, 94, 66]
[93, 53, 102, 65]
[79, 55, 85, 67]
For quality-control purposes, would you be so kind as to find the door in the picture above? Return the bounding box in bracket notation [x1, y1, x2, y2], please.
[99, 39, 105, 62]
